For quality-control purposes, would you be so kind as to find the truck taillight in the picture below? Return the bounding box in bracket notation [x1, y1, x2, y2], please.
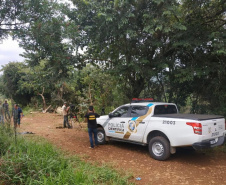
[186, 122, 202, 135]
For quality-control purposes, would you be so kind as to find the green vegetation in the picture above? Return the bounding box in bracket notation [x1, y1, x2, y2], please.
[0, 0, 226, 116]
[0, 1, 225, 183]
[0, 126, 132, 185]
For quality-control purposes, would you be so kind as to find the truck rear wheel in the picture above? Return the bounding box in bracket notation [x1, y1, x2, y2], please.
[97, 127, 106, 145]
[148, 136, 171, 161]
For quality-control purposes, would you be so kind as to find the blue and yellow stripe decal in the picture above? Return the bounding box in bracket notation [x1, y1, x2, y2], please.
[123, 104, 154, 139]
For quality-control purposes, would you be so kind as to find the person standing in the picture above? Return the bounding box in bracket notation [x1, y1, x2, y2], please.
[3, 100, 10, 120]
[0, 101, 4, 124]
[85, 106, 100, 149]
[62, 102, 71, 128]
[12, 104, 23, 128]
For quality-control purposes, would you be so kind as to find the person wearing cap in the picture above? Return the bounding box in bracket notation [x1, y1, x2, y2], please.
[84, 106, 100, 148]
[62, 102, 71, 128]
[12, 104, 23, 128]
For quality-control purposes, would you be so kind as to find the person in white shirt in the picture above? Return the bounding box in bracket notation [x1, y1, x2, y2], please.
[62, 102, 71, 128]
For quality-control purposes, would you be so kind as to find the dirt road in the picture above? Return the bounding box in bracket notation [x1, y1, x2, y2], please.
[19, 113, 226, 185]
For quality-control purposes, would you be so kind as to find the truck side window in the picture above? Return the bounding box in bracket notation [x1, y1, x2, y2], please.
[154, 105, 177, 115]
[112, 106, 129, 117]
[131, 106, 149, 117]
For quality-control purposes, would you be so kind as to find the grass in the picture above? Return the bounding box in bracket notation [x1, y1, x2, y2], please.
[0, 125, 133, 185]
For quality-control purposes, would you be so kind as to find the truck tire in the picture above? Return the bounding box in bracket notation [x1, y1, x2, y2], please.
[97, 127, 106, 145]
[148, 136, 171, 161]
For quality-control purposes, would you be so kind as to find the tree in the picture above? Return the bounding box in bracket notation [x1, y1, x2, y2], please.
[72, 64, 127, 114]
[1, 0, 79, 80]
[1, 62, 33, 106]
[69, 0, 187, 100]
[0, 0, 24, 40]
[1, 0, 225, 116]
[12, 0, 80, 108]
[15, 0, 78, 76]
[171, 0, 226, 114]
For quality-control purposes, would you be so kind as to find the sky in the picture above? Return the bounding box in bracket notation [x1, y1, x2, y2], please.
[0, 38, 25, 73]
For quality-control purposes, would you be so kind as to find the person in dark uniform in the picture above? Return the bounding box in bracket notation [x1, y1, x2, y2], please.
[3, 100, 10, 120]
[85, 106, 100, 149]
[12, 104, 23, 128]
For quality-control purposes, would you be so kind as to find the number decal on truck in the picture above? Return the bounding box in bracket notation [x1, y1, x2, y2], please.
[162, 120, 176, 125]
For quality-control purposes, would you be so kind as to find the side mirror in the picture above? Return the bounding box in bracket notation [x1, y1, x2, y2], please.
[109, 113, 114, 118]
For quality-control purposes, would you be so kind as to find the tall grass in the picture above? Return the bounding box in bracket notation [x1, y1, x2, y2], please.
[0, 126, 132, 185]
[0, 123, 13, 155]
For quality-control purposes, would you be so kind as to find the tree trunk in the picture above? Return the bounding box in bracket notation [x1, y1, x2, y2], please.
[42, 105, 51, 113]
[38, 87, 46, 110]
[88, 83, 93, 105]
[125, 77, 145, 100]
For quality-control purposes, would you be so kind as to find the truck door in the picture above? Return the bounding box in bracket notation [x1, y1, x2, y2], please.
[124, 105, 153, 142]
[107, 106, 131, 138]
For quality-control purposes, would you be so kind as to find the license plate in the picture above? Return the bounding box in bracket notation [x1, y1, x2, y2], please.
[210, 138, 218, 145]
[211, 132, 219, 137]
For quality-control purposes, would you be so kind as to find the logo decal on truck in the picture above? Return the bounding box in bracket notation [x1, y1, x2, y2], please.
[124, 104, 153, 139]
[128, 120, 137, 133]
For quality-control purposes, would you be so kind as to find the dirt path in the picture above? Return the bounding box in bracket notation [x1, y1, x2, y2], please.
[19, 113, 226, 185]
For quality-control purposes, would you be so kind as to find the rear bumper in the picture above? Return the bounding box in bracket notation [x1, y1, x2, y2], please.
[192, 136, 225, 150]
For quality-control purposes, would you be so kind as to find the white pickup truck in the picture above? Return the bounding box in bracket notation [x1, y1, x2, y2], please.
[96, 99, 226, 160]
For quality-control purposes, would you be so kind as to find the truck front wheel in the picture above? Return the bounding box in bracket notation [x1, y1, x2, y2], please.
[97, 127, 106, 145]
[148, 136, 171, 161]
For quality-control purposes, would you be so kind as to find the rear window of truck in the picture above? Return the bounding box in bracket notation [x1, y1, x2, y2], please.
[154, 105, 177, 115]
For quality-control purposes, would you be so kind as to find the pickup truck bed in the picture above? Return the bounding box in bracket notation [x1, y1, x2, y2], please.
[152, 113, 224, 121]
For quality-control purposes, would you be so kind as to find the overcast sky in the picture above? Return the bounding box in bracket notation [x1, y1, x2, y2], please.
[0, 38, 25, 73]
